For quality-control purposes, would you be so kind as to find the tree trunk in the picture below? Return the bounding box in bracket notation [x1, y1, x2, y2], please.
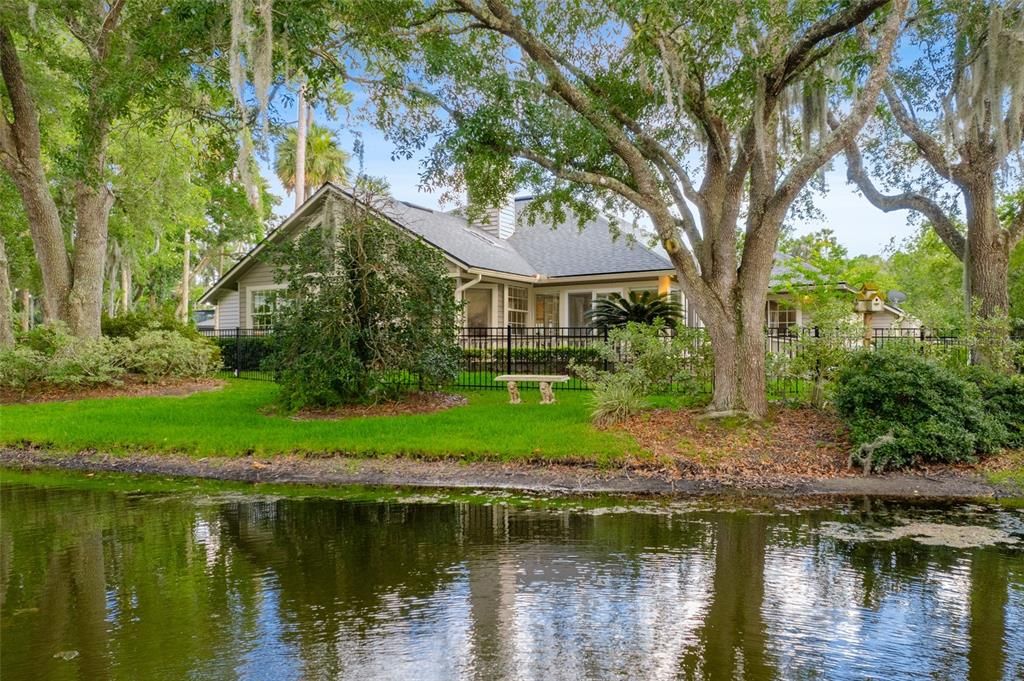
[0, 235, 15, 347]
[177, 227, 191, 322]
[706, 307, 769, 418]
[20, 288, 31, 331]
[962, 174, 1012, 368]
[65, 183, 114, 338]
[2, 26, 113, 339]
[295, 85, 308, 209]
[6, 167, 71, 324]
[120, 259, 131, 313]
[106, 252, 118, 317]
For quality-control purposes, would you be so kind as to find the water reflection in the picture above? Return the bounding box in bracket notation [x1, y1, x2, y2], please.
[1, 478, 1022, 681]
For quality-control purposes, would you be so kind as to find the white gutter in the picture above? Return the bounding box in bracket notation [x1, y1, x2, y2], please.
[464, 267, 544, 284]
[455, 273, 483, 294]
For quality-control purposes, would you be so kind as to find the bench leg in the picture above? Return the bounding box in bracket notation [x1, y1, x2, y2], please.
[506, 381, 521, 404]
[539, 381, 555, 404]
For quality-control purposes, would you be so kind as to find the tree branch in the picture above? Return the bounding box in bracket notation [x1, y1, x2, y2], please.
[883, 82, 959, 182]
[843, 134, 966, 259]
[514, 148, 650, 210]
[650, 156, 702, 251]
[0, 26, 41, 162]
[456, 0, 661, 198]
[771, 0, 890, 92]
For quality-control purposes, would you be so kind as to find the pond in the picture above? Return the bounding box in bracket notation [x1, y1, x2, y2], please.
[1, 471, 1022, 681]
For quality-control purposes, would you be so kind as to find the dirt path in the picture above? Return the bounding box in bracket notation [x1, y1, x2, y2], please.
[2, 448, 1019, 499]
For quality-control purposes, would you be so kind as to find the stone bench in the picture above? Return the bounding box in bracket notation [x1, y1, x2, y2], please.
[494, 374, 570, 404]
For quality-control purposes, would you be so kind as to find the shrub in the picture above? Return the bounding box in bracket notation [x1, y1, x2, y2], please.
[462, 345, 602, 371]
[211, 334, 274, 372]
[102, 308, 199, 339]
[269, 186, 462, 409]
[123, 331, 221, 381]
[833, 346, 1008, 470]
[571, 321, 710, 424]
[572, 321, 708, 394]
[17, 322, 74, 356]
[0, 346, 48, 390]
[44, 337, 127, 387]
[964, 367, 1024, 448]
[765, 327, 857, 407]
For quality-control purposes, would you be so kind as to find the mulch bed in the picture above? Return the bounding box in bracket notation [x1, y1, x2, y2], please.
[0, 377, 225, 405]
[618, 406, 854, 484]
[290, 392, 468, 420]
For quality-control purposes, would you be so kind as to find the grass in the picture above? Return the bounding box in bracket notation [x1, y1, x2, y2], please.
[0, 380, 644, 464]
[984, 449, 1024, 493]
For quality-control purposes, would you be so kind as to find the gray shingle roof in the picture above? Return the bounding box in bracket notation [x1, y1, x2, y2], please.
[379, 199, 537, 276]
[508, 201, 672, 276]
[379, 192, 671, 278]
[769, 252, 814, 287]
[199, 184, 675, 304]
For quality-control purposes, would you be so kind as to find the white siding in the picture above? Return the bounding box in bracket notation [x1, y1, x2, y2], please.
[237, 259, 279, 328]
[216, 290, 239, 330]
[869, 310, 900, 329]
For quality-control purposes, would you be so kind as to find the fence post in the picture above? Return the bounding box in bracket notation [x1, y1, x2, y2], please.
[603, 326, 609, 372]
[506, 324, 512, 376]
[234, 327, 240, 378]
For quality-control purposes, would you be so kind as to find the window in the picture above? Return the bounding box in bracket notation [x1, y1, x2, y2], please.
[766, 300, 797, 332]
[534, 294, 559, 328]
[568, 292, 592, 327]
[507, 286, 528, 328]
[250, 289, 289, 330]
[464, 288, 492, 330]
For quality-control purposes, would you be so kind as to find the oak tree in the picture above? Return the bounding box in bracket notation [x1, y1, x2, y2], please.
[332, 0, 906, 416]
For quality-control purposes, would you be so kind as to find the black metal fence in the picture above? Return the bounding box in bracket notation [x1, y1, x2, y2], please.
[201, 325, 1022, 398]
[200, 328, 277, 382]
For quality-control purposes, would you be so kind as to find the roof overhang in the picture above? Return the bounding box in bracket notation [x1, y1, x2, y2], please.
[199, 182, 477, 305]
[198, 184, 336, 305]
[534, 269, 675, 285]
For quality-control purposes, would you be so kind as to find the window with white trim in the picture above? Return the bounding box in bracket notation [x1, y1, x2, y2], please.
[507, 286, 528, 328]
[251, 289, 290, 330]
[766, 300, 797, 332]
[534, 294, 559, 327]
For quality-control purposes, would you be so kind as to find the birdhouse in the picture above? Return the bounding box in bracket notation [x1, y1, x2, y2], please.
[854, 284, 886, 313]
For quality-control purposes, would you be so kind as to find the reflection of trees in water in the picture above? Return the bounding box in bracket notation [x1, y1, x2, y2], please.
[2, 483, 1020, 681]
[219, 497, 470, 679]
[0, 485, 262, 680]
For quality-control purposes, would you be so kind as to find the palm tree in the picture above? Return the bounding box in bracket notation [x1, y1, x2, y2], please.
[586, 291, 683, 329]
[274, 123, 350, 201]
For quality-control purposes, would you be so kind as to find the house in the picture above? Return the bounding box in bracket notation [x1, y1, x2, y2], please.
[199, 183, 687, 331]
[198, 182, 914, 334]
[765, 255, 915, 333]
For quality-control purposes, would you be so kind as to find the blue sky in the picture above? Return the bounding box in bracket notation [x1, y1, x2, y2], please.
[259, 105, 917, 258]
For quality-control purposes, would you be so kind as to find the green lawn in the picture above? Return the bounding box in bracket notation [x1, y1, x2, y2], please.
[0, 380, 644, 463]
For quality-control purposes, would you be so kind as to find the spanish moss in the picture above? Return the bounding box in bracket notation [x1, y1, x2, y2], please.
[228, 0, 275, 209]
[943, 3, 1024, 163]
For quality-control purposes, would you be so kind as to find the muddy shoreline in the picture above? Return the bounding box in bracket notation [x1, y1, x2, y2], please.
[2, 447, 1020, 499]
